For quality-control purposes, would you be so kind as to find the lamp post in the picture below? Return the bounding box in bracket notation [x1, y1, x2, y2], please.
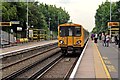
[26, 0, 29, 38]
[118, 9, 120, 48]
[109, 0, 112, 38]
[58, 14, 59, 26]
[48, 17, 51, 39]
[10, 29, 14, 44]
[58, 12, 61, 26]
[118, 22, 120, 48]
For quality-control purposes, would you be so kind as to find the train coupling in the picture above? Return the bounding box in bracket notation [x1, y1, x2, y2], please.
[67, 46, 73, 53]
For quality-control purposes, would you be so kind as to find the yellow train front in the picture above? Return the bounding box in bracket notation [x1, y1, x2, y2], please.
[58, 23, 89, 54]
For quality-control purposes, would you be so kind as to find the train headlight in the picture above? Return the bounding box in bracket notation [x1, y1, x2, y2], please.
[76, 40, 81, 45]
[59, 40, 64, 44]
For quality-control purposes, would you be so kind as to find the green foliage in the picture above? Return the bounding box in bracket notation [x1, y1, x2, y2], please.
[93, 0, 119, 33]
[112, 1, 120, 22]
[2, 2, 70, 37]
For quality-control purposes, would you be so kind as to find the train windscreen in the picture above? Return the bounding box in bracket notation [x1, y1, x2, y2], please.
[60, 26, 81, 37]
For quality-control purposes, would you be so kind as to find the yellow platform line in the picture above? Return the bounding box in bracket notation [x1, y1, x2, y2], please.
[94, 43, 112, 80]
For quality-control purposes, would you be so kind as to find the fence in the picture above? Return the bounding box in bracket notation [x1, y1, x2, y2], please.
[0, 30, 15, 46]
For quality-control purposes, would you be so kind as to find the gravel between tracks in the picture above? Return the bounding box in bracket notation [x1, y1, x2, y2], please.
[40, 57, 77, 79]
[15, 52, 62, 79]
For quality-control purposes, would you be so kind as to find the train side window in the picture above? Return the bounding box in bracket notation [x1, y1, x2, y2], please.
[75, 27, 81, 36]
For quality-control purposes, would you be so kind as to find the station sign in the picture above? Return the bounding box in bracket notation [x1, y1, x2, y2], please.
[108, 22, 119, 27]
[0, 22, 11, 26]
[11, 21, 20, 24]
[50, 31, 53, 34]
[17, 27, 22, 31]
[29, 29, 33, 38]
[109, 28, 119, 31]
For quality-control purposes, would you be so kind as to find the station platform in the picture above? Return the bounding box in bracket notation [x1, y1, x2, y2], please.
[0, 40, 57, 54]
[70, 39, 118, 79]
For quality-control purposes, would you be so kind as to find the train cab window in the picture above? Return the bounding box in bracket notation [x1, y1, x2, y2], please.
[60, 26, 81, 37]
[75, 27, 81, 36]
[60, 26, 73, 37]
[60, 27, 66, 37]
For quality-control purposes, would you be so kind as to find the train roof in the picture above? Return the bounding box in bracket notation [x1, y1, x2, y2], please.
[59, 23, 82, 27]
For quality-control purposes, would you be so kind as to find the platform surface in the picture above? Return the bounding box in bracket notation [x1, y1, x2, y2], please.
[97, 40, 118, 79]
[74, 40, 118, 79]
[0, 40, 57, 54]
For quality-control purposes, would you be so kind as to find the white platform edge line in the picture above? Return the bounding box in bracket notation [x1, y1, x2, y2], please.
[69, 40, 89, 79]
[0, 41, 57, 56]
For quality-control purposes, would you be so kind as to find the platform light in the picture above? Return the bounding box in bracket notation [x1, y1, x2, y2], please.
[11, 21, 19, 24]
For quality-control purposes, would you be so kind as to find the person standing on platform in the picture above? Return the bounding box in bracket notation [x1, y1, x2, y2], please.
[111, 35, 115, 43]
[99, 33, 102, 40]
[91, 34, 94, 40]
[102, 33, 106, 46]
[106, 34, 110, 47]
[115, 35, 118, 45]
[94, 33, 98, 43]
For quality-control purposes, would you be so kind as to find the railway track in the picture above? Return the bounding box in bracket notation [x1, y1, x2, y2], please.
[2, 41, 87, 80]
[2, 44, 59, 79]
[2, 49, 80, 80]
[15, 51, 63, 80]
[39, 54, 79, 80]
[1, 42, 57, 67]
[37, 43, 88, 79]
[3, 52, 79, 80]
[2, 49, 62, 80]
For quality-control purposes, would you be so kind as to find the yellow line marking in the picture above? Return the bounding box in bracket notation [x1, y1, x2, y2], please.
[94, 43, 112, 80]
[93, 45, 107, 78]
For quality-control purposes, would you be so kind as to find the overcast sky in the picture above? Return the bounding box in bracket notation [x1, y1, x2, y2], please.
[36, 0, 119, 32]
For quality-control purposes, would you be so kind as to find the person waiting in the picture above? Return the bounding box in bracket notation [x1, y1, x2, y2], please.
[94, 33, 98, 43]
[106, 34, 110, 47]
[114, 36, 118, 45]
[102, 33, 106, 46]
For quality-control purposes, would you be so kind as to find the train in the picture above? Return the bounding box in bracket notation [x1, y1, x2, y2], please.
[58, 23, 89, 54]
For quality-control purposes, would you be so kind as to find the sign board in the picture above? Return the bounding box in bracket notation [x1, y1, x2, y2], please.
[0, 22, 11, 26]
[29, 30, 33, 38]
[11, 29, 13, 33]
[108, 22, 119, 27]
[109, 28, 119, 31]
[17, 27, 22, 31]
[50, 31, 52, 34]
[108, 26, 111, 28]
[11, 21, 20, 24]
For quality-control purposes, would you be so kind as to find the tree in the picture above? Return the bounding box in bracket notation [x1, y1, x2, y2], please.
[112, 1, 120, 22]
[2, 1, 70, 37]
[93, 0, 117, 33]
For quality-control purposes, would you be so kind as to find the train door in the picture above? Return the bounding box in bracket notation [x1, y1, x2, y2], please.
[67, 27, 73, 46]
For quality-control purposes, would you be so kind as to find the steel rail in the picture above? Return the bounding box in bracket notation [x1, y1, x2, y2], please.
[28, 54, 63, 80]
[2, 48, 60, 80]
[1, 46, 58, 70]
